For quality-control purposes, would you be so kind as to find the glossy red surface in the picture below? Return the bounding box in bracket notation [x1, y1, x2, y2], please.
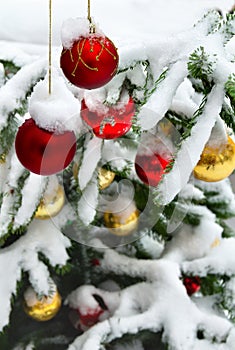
[81, 96, 135, 139]
[15, 118, 76, 175]
[135, 152, 170, 187]
[60, 35, 119, 89]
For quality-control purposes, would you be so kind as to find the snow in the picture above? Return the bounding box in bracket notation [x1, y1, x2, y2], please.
[61, 17, 104, 49]
[0, 59, 46, 130]
[29, 71, 80, 133]
[14, 173, 47, 228]
[78, 136, 102, 190]
[24, 279, 57, 306]
[77, 179, 99, 226]
[142, 60, 188, 129]
[0, 0, 233, 47]
[156, 84, 224, 205]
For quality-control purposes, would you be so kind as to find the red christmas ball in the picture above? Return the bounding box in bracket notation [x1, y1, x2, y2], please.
[91, 258, 101, 266]
[60, 35, 119, 89]
[78, 308, 104, 329]
[15, 118, 76, 175]
[135, 152, 170, 187]
[183, 276, 201, 296]
[80, 96, 135, 139]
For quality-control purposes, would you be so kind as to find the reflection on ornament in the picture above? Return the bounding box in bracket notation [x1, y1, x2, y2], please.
[211, 237, 221, 248]
[35, 184, 65, 220]
[135, 152, 170, 187]
[24, 287, 61, 321]
[98, 168, 115, 190]
[15, 118, 76, 176]
[81, 96, 135, 139]
[104, 209, 139, 236]
[0, 153, 6, 164]
[194, 136, 235, 182]
[60, 35, 118, 89]
[135, 132, 173, 187]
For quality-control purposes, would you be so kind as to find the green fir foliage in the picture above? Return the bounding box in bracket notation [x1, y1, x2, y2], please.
[188, 46, 216, 94]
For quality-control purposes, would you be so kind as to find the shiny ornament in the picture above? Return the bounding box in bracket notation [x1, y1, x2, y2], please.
[0, 153, 6, 164]
[60, 35, 118, 89]
[81, 96, 135, 139]
[35, 184, 65, 219]
[78, 307, 105, 331]
[194, 136, 235, 182]
[15, 118, 76, 175]
[73, 163, 115, 190]
[104, 208, 139, 236]
[98, 168, 115, 190]
[24, 287, 61, 321]
[135, 152, 170, 187]
[183, 276, 201, 296]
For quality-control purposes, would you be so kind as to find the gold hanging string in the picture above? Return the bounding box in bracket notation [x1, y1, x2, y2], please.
[87, 0, 95, 33]
[87, 0, 91, 23]
[48, 0, 52, 94]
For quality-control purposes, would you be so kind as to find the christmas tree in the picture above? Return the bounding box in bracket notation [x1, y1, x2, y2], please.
[1, 1, 235, 349]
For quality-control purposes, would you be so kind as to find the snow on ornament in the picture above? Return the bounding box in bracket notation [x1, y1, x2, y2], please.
[81, 94, 135, 139]
[60, 18, 119, 90]
[194, 135, 235, 182]
[24, 284, 62, 322]
[135, 131, 173, 187]
[15, 74, 78, 175]
[67, 286, 109, 331]
[103, 196, 139, 236]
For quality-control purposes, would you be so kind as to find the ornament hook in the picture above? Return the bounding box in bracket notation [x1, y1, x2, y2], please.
[87, 0, 96, 33]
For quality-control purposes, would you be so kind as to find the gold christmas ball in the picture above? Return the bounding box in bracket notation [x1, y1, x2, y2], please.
[98, 168, 115, 190]
[104, 209, 139, 236]
[24, 287, 62, 322]
[35, 184, 65, 220]
[73, 163, 115, 190]
[194, 136, 235, 182]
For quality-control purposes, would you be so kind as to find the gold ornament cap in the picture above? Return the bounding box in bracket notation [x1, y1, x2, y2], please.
[194, 136, 235, 182]
[35, 184, 65, 220]
[24, 286, 62, 322]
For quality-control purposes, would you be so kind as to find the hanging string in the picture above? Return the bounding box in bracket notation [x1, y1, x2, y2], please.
[87, 0, 95, 33]
[87, 0, 91, 23]
[48, 0, 52, 94]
